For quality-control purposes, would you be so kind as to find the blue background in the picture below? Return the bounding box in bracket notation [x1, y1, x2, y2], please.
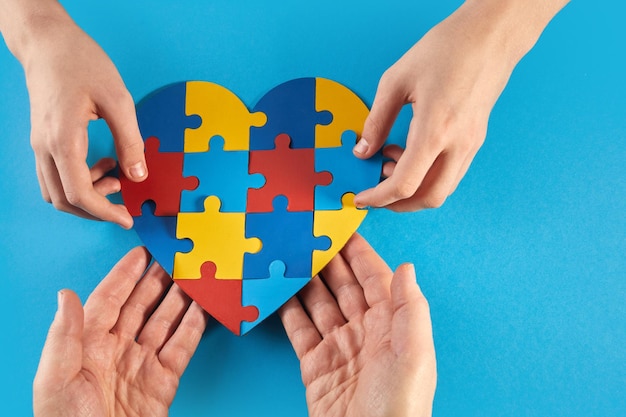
[1, 1, 625, 416]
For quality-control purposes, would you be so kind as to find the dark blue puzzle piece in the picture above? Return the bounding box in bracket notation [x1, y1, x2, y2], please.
[250, 78, 332, 150]
[133, 201, 193, 276]
[314, 130, 383, 210]
[136, 82, 201, 152]
[180, 136, 265, 213]
[243, 196, 331, 279]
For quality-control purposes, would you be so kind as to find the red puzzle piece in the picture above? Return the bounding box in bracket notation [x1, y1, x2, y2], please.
[174, 261, 259, 335]
[247, 133, 332, 212]
[120, 136, 199, 216]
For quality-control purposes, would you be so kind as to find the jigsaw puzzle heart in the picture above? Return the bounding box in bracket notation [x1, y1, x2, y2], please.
[120, 78, 382, 335]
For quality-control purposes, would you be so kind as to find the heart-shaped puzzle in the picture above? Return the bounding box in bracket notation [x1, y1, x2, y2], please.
[120, 78, 382, 335]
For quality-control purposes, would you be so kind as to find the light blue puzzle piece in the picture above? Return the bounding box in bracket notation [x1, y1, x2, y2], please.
[180, 136, 265, 213]
[241, 260, 310, 335]
[314, 130, 383, 210]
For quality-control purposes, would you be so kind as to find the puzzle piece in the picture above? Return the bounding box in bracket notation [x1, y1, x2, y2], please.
[136, 82, 201, 152]
[241, 260, 310, 335]
[184, 81, 267, 152]
[174, 196, 261, 279]
[175, 261, 259, 336]
[250, 78, 332, 150]
[244, 196, 331, 279]
[315, 130, 383, 210]
[120, 137, 199, 216]
[247, 134, 332, 212]
[132, 201, 193, 276]
[180, 136, 265, 213]
[315, 77, 370, 148]
[312, 193, 367, 275]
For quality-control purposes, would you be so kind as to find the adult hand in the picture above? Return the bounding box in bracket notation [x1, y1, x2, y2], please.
[0, 0, 147, 228]
[353, 0, 569, 211]
[280, 233, 437, 417]
[33, 247, 208, 417]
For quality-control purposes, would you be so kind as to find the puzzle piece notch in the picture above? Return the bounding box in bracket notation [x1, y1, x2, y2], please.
[132, 201, 193, 276]
[136, 82, 201, 152]
[244, 195, 331, 279]
[184, 81, 267, 152]
[175, 196, 262, 280]
[247, 134, 332, 213]
[250, 77, 332, 150]
[120, 137, 199, 216]
[181, 136, 265, 213]
[315, 77, 370, 148]
[241, 260, 310, 335]
[314, 130, 383, 210]
[175, 261, 259, 336]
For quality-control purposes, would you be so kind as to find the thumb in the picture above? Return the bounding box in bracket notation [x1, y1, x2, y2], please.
[103, 92, 147, 182]
[354, 76, 405, 159]
[34, 290, 85, 389]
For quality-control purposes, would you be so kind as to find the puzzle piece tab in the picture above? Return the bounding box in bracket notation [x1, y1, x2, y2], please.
[315, 130, 383, 210]
[136, 82, 201, 152]
[120, 137, 199, 216]
[241, 260, 310, 335]
[175, 261, 259, 336]
[244, 196, 331, 279]
[184, 81, 266, 152]
[250, 78, 332, 150]
[181, 136, 265, 213]
[247, 134, 332, 212]
[174, 196, 261, 280]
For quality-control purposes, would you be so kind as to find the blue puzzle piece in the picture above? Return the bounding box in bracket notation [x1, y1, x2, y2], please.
[243, 196, 331, 279]
[250, 78, 332, 150]
[133, 201, 193, 275]
[314, 130, 383, 210]
[180, 136, 265, 213]
[241, 260, 310, 335]
[136, 82, 201, 152]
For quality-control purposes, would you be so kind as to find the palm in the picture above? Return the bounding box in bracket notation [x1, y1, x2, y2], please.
[34, 248, 208, 417]
[280, 233, 436, 417]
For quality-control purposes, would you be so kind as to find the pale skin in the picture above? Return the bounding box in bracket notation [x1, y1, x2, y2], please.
[33, 233, 437, 416]
[0, 0, 569, 223]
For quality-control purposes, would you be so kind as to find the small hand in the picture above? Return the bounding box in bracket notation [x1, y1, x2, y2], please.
[33, 247, 208, 417]
[280, 233, 437, 417]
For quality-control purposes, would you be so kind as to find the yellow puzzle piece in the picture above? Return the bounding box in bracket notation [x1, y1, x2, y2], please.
[312, 193, 367, 275]
[315, 78, 369, 148]
[184, 81, 267, 152]
[174, 196, 262, 280]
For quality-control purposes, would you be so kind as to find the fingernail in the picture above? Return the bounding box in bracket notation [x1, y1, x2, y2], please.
[353, 137, 370, 155]
[129, 162, 146, 179]
[57, 290, 64, 309]
[404, 263, 416, 281]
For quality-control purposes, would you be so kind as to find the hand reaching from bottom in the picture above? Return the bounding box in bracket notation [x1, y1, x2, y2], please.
[33, 247, 208, 417]
[279, 233, 437, 417]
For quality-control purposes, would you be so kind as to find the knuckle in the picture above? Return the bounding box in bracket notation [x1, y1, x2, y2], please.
[392, 180, 418, 200]
[64, 190, 83, 207]
[421, 192, 447, 209]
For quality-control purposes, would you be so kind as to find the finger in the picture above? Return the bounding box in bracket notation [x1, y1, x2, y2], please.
[355, 74, 405, 159]
[136, 283, 192, 352]
[318, 252, 368, 321]
[354, 119, 439, 209]
[34, 290, 84, 390]
[340, 232, 393, 307]
[159, 301, 209, 378]
[298, 276, 347, 337]
[99, 89, 147, 182]
[111, 261, 173, 340]
[83, 247, 152, 332]
[93, 175, 121, 196]
[382, 160, 396, 179]
[387, 150, 466, 212]
[89, 157, 117, 183]
[382, 144, 404, 162]
[449, 151, 476, 196]
[278, 297, 322, 360]
[34, 158, 51, 203]
[390, 264, 435, 361]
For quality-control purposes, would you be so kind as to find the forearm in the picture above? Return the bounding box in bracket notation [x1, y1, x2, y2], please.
[0, 0, 73, 63]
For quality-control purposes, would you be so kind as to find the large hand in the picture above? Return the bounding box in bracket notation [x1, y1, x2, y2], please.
[33, 247, 208, 417]
[0, 1, 147, 227]
[353, 0, 569, 211]
[279, 233, 437, 417]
